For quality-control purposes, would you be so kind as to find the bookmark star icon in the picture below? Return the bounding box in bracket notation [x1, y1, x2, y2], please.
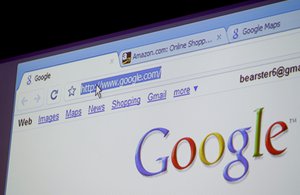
[68, 86, 76, 96]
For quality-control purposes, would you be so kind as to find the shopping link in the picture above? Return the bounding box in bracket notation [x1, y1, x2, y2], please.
[80, 66, 161, 95]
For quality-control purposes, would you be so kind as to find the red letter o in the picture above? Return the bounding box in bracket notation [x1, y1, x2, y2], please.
[171, 137, 196, 170]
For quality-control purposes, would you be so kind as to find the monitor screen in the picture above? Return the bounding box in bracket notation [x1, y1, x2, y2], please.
[2, 0, 300, 194]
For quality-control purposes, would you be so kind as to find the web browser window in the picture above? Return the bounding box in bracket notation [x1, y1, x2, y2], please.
[6, 1, 300, 194]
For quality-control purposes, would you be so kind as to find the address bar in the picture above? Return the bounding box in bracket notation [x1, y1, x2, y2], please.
[80, 66, 162, 95]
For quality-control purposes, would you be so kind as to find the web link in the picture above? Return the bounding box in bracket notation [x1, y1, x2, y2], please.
[80, 66, 162, 95]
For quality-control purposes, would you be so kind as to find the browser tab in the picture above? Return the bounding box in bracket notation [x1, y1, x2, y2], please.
[21, 71, 53, 90]
[18, 53, 120, 92]
[227, 10, 300, 42]
[119, 28, 228, 66]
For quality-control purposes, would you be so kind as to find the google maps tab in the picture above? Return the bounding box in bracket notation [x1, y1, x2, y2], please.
[227, 10, 300, 42]
[119, 28, 228, 66]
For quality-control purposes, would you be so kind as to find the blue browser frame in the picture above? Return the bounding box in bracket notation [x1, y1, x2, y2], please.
[15, 0, 300, 89]
[16, 1, 300, 89]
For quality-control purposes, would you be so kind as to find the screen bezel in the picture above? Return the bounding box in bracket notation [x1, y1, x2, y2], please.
[0, 0, 283, 193]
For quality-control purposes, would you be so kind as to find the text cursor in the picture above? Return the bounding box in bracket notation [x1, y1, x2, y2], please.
[95, 85, 102, 99]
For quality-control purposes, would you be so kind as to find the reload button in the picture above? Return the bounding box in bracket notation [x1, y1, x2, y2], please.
[47, 87, 61, 105]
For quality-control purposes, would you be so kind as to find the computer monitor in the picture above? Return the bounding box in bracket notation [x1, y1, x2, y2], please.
[1, 0, 300, 194]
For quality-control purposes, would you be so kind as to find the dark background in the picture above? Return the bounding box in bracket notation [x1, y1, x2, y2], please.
[0, 0, 263, 62]
[0, 0, 271, 194]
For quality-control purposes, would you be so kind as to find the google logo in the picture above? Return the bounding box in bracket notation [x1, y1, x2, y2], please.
[135, 108, 288, 182]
